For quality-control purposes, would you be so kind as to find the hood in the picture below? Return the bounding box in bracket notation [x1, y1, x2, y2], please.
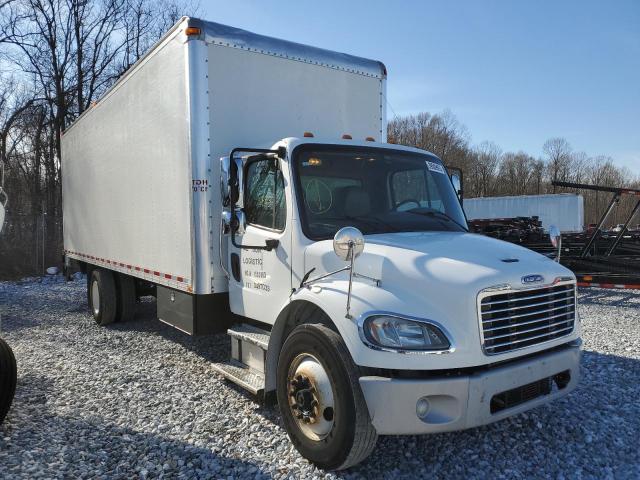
[305, 231, 573, 296]
[302, 231, 577, 367]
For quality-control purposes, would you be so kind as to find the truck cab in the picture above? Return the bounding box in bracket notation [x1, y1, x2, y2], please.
[61, 18, 581, 471]
[217, 135, 581, 468]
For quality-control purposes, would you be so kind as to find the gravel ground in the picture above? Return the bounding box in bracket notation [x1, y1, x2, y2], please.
[0, 276, 639, 479]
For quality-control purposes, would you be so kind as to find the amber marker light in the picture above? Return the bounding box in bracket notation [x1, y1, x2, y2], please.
[185, 27, 201, 36]
[342, 134, 352, 139]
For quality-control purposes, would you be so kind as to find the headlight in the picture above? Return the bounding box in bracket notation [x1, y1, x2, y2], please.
[362, 315, 451, 351]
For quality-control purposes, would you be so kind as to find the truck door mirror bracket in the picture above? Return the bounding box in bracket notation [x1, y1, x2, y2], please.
[300, 227, 368, 318]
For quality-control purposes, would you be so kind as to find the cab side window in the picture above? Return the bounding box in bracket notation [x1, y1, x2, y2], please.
[244, 159, 286, 231]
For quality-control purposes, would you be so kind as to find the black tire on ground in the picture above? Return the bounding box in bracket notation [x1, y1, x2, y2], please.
[0, 337, 17, 424]
[88, 269, 117, 326]
[115, 274, 136, 322]
[276, 323, 378, 470]
[86, 266, 93, 310]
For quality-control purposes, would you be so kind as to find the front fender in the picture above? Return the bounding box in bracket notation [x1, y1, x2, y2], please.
[267, 277, 581, 387]
[266, 279, 469, 393]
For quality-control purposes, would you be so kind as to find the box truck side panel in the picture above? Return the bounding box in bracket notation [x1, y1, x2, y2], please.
[464, 194, 584, 233]
[205, 42, 385, 292]
[62, 32, 194, 291]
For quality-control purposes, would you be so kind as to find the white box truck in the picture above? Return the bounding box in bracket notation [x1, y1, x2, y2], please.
[62, 18, 582, 470]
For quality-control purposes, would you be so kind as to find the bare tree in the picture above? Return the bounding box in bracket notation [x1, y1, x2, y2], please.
[0, 0, 199, 277]
[389, 113, 639, 226]
[542, 137, 572, 192]
[472, 141, 501, 197]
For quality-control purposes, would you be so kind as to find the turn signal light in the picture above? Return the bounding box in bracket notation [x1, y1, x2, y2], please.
[342, 134, 352, 139]
[303, 131, 314, 138]
[185, 27, 201, 36]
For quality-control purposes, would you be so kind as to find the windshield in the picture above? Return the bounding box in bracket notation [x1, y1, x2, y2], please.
[293, 145, 468, 240]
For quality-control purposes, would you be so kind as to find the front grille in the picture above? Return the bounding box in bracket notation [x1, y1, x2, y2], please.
[479, 283, 576, 355]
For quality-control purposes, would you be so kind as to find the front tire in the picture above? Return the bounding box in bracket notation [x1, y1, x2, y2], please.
[276, 323, 377, 470]
[88, 269, 117, 326]
[0, 337, 17, 424]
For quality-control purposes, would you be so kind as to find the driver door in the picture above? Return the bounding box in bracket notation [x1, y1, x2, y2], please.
[227, 156, 291, 323]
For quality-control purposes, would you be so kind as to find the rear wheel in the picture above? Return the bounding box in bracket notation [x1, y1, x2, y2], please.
[115, 274, 136, 322]
[88, 269, 117, 326]
[0, 337, 17, 424]
[276, 323, 377, 470]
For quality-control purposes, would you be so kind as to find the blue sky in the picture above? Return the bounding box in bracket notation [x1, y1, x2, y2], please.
[202, 1, 640, 174]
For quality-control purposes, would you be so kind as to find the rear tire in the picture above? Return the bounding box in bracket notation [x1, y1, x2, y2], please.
[277, 323, 377, 470]
[115, 274, 136, 322]
[0, 337, 17, 424]
[88, 269, 117, 326]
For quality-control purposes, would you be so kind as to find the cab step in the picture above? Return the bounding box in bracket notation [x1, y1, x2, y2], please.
[211, 324, 271, 396]
[210, 359, 265, 395]
[228, 324, 270, 349]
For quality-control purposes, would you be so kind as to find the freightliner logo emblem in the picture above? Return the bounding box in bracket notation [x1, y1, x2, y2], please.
[521, 274, 544, 285]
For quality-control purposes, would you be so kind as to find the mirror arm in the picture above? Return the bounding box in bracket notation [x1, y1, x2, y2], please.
[299, 267, 316, 288]
[300, 265, 350, 289]
[298, 266, 381, 291]
[353, 271, 381, 287]
[345, 243, 355, 318]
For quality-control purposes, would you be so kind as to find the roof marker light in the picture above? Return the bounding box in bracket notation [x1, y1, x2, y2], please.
[365, 136, 375, 142]
[303, 131, 314, 138]
[185, 27, 201, 36]
[342, 134, 352, 140]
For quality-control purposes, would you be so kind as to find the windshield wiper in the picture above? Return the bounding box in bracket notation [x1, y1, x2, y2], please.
[345, 215, 400, 233]
[406, 209, 468, 231]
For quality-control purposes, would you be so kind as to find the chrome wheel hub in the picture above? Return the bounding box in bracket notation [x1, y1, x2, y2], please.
[288, 353, 335, 441]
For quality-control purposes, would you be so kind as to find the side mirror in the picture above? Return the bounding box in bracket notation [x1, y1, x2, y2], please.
[231, 210, 246, 236]
[451, 173, 462, 199]
[333, 226, 365, 318]
[549, 225, 562, 262]
[446, 166, 463, 205]
[333, 226, 365, 261]
[220, 156, 231, 203]
[221, 210, 232, 235]
[223, 155, 244, 209]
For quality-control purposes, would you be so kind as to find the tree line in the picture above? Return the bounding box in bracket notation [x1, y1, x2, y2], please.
[0, 3, 636, 278]
[388, 111, 640, 227]
[0, 0, 197, 278]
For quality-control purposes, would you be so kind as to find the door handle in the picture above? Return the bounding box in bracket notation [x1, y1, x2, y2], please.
[264, 239, 279, 251]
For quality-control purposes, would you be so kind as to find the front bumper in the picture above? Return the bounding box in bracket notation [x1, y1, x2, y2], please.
[359, 343, 581, 435]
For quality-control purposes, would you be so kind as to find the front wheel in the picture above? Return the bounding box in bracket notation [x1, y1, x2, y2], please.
[276, 324, 377, 470]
